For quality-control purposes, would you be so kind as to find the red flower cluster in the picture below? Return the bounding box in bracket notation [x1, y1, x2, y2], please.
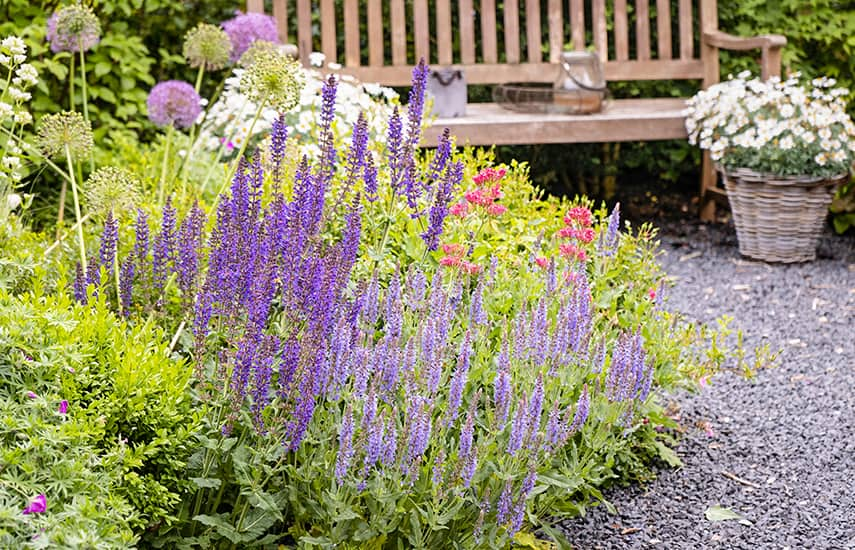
[439, 243, 482, 274]
[557, 206, 594, 262]
[451, 166, 508, 218]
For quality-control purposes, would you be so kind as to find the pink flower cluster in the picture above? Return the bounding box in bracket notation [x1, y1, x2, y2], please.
[439, 243, 482, 275]
[556, 206, 594, 262]
[450, 167, 508, 218]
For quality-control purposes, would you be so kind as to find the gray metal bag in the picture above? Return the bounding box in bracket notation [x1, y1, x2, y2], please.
[426, 68, 466, 118]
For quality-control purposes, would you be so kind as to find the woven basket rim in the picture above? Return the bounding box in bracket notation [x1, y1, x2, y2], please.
[716, 165, 850, 188]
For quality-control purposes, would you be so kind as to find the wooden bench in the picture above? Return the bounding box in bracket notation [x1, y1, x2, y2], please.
[246, 0, 786, 220]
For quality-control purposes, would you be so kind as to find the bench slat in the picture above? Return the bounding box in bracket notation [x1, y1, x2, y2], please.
[422, 98, 690, 145]
[297, 0, 312, 66]
[570, 0, 585, 50]
[246, 0, 263, 13]
[391, 0, 407, 65]
[679, 0, 694, 59]
[414, 0, 430, 62]
[481, 0, 498, 63]
[272, 0, 288, 43]
[592, 0, 607, 61]
[504, 0, 520, 63]
[548, 0, 563, 62]
[460, 0, 476, 63]
[636, 0, 651, 60]
[526, 0, 542, 62]
[367, 0, 383, 66]
[344, 0, 360, 66]
[338, 59, 704, 86]
[437, 0, 453, 64]
[656, 0, 672, 59]
[614, 0, 629, 61]
[320, 0, 337, 63]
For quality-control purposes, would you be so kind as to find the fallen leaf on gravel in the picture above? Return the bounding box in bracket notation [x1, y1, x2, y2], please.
[787, 338, 802, 346]
[731, 284, 750, 291]
[705, 505, 753, 526]
[621, 527, 641, 535]
[680, 251, 702, 262]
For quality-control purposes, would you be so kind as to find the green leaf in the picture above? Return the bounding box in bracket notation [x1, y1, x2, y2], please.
[653, 440, 683, 467]
[190, 477, 221, 489]
[705, 505, 752, 526]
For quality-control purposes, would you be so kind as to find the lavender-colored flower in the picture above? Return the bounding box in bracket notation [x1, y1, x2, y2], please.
[317, 75, 338, 185]
[470, 281, 486, 325]
[286, 370, 316, 451]
[22, 494, 47, 515]
[344, 112, 369, 188]
[133, 209, 149, 267]
[526, 374, 544, 446]
[638, 361, 655, 402]
[459, 396, 479, 487]
[46, 4, 100, 53]
[152, 198, 176, 292]
[510, 468, 538, 535]
[506, 392, 528, 456]
[431, 448, 446, 487]
[269, 114, 288, 183]
[569, 384, 590, 433]
[85, 256, 100, 289]
[176, 202, 206, 299]
[405, 59, 429, 150]
[381, 415, 397, 466]
[493, 367, 511, 427]
[488, 255, 498, 284]
[496, 480, 513, 524]
[98, 210, 118, 269]
[221, 12, 279, 63]
[363, 153, 378, 202]
[545, 403, 564, 448]
[404, 395, 432, 475]
[600, 202, 621, 256]
[73, 262, 86, 303]
[385, 107, 403, 192]
[445, 331, 472, 426]
[420, 158, 462, 251]
[146, 81, 202, 129]
[335, 404, 355, 485]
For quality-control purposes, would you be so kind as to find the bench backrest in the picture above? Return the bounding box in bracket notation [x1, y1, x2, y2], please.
[247, 0, 720, 87]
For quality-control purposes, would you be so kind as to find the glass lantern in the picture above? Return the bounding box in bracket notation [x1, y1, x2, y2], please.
[553, 51, 607, 114]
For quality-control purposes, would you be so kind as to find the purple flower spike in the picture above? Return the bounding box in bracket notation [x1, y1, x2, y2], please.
[73, 262, 86, 303]
[269, 114, 288, 184]
[569, 384, 590, 433]
[58, 400, 68, 414]
[22, 494, 46, 515]
[147, 81, 202, 129]
[599, 202, 621, 257]
[99, 210, 118, 269]
[335, 405, 355, 485]
[221, 12, 279, 62]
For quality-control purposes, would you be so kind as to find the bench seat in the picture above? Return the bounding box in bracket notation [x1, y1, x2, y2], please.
[424, 98, 689, 146]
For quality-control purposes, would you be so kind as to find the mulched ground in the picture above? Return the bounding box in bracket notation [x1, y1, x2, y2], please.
[558, 193, 855, 549]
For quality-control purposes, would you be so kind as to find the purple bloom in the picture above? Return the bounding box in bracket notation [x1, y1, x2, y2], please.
[317, 76, 338, 185]
[526, 374, 544, 446]
[420, 158, 462, 251]
[385, 107, 403, 193]
[345, 112, 369, 188]
[85, 256, 100, 289]
[335, 404, 355, 485]
[445, 331, 472, 426]
[152, 198, 176, 292]
[176, 202, 206, 299]
[381, 415, 397, 466]
[26, 391, 37, 399]
[493, 367, 511, 427]
[286, 370, 316, 451]
[58, 400, 68, 414]
[46, 5, 100, 53]
[99, 210, 118, 269]
[459, 397, 479, 487]
[496, 480, 513, 524]
[73, 262, 86, 303]
[363, 154, 378, 202]
[506, 392, 527, 456]
[404, 395, 432, 476]
[431, 448, 446, 487]
[470, 281, 486, 325]
[133, 209, 150, 268]
[22, 494, 46, 515]
[599, 202, 621, 256]
[269, 114, 288, 184]
[119, 259, 134, 316]
[510, 468, 538, 535]
[569, 384, 590, 433]
[221, 12, 279, 62]
[147, 80, 202, 129]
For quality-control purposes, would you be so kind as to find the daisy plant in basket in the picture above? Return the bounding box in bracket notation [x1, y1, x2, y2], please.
[686, 71, 855, 178]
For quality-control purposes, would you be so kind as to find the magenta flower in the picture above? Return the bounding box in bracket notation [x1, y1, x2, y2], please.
[26, 391, 38, 399]
[221, 12, 279, 63]
[146, 81, 202, 130]
[58, 400, 68, 414]
[22, 494, 46, 515]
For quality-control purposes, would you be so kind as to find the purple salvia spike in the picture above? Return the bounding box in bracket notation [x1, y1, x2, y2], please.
[420, 159, 463, 251]
[510, 468, 538, 536]
[335, 404, 355, 485]
[287, 370, 316, 451]
[73, 262, 86, 303]
[381, 414, 397, 466]
[269, 114, 288, 184]
[545, 403, 563, 448]
[569, 384, 590, 433]
[526, 374, 544, 447]
[470, 280, 486, 326]
[385, 106, 403, 193]
[445, 330, 472, 426]
[638, 360, 654, 402]
[363, 153, 378, 202]
[152, 197, 176, 292]
[493, 368, 512, 428]
[600, 202, 621, 257]
[85, 255, 100, 289]
[431, 448, 446, 487]
[506, 392, 528, 456]
[133, 208, 149, 268]
[317, 75, 338, 185]
[119, 259, 134, 316]
[99, 210, 118, 269]
[406, 266, 427, 309]
[496, 480, 513, 524]
[345, 112, 369, 188]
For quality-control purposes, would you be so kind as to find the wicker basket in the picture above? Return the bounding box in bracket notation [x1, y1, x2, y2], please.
[721, 167, 849, 263]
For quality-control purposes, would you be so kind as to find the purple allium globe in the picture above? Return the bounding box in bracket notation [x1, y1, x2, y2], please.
[46, 4, 101, 54]
[146, 80, 202, 129]
[221, 12, 279, 63]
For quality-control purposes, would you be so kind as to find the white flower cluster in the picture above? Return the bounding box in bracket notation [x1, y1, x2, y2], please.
[686, 71, 855, 177]
[198, 55, 398, 161]
[1, 35, 39, 192]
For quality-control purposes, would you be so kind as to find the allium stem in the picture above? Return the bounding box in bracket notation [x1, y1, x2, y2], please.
[78, 45, 93, 172]
[44, 212, 91, 256]
[158, 124, 174, 206]
[64, 145, 87, 275]
[68, 53, 75, 111]
[55, 180, 66, 240]
[198, 96, 250, 197]
[213, 101, 265, 210]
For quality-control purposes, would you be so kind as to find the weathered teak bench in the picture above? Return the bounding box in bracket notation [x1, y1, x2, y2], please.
[247, 0, 786, 220]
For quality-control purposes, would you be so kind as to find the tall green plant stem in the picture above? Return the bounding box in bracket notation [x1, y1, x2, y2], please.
[65, 145, 87, 275]
[198, 97, 251, 197]
[44, 212, 91, 255]
[78, 44, 94, 172]
[113, 249, 122, 315]
[211, 101, 266, 210]
[158, 125, 175, 205]
[69, 54, 75, 111]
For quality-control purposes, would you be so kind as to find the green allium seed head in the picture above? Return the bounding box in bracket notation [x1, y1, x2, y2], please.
[37, 111, 93, 158]
[239, 48, 305, 112]
[183, 23, 232, 71]
[84, 166, 142, 218]
[237, 40, 280, 69]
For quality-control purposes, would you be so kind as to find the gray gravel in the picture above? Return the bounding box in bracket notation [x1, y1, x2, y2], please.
[561, 222, 855, 550]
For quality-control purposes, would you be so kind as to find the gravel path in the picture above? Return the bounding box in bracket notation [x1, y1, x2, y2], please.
[561, 222, 855, 550]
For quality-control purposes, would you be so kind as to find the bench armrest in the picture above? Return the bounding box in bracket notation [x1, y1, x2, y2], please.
[703, 30, 787, 80]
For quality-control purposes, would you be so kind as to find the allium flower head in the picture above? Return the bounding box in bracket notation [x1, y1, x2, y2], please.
[222, 12, 280, 63]
[183, 22, 232, 70]
[147, 80, 202, 129]
[84, 166, 142, 218]
[238, 40, 280, 68]
[239, 49, 305, 112]
[46, 3, 101, 53]
[37, 111, 93, 158]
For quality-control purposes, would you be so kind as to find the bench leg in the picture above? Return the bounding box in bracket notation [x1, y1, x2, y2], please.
[699, 151, 717, 221]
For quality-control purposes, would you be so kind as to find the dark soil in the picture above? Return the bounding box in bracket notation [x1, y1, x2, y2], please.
[559, 184, 855, 549]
